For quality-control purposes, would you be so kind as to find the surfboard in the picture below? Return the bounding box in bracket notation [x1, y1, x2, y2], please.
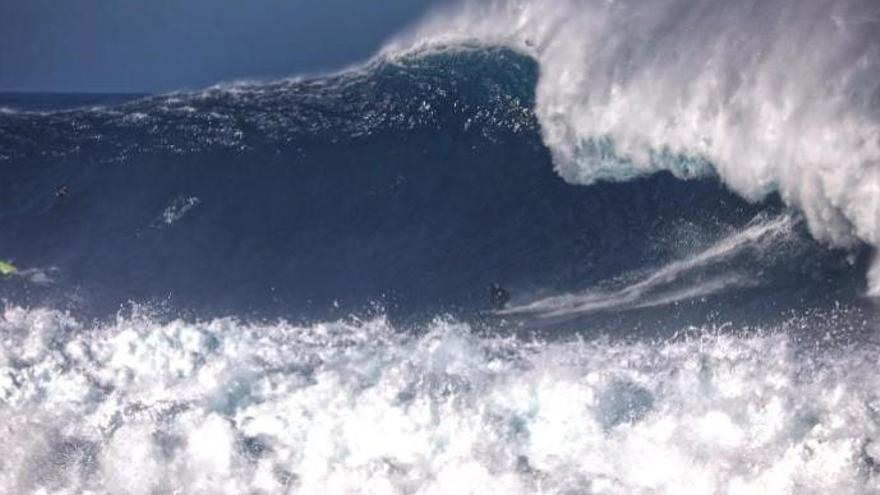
[0, 261, 17, 277]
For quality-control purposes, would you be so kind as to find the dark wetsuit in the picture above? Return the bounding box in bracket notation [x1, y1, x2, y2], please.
[489, 284, 511, 310]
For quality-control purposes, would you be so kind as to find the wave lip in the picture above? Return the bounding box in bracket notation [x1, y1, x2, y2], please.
[1, 305, 879, 493]
[387, 0, 880, 293]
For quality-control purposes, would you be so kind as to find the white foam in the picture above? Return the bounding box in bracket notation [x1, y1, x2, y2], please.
[384, 0, 880, 294]
[16, 267, 59, 286]
[1, 305, 879, 493]
[160, 196, 201, 226]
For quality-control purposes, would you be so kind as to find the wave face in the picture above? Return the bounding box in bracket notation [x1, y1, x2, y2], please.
[0, 49, 870, 325]
[388, 0, 880, 292]
[1, 4, 879, 493]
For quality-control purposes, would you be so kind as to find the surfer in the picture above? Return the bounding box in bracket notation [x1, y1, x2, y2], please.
[489, 283, 511, 310]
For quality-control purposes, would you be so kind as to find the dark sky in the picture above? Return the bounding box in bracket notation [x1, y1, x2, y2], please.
[0, 0, 442, 93]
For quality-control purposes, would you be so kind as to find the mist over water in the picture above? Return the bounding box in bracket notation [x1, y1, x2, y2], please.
[1, 0, 879, 493]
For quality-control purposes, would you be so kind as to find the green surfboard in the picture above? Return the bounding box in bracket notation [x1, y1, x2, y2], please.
[0, 261, 17, 277]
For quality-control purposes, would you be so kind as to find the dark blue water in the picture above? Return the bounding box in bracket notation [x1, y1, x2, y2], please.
[0, 49, 873, 333]
[0, 93, 146, 112]
[4, 44, 880, 495]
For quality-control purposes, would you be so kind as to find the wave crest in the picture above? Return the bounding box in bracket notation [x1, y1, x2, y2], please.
[388, 0, 880, 293]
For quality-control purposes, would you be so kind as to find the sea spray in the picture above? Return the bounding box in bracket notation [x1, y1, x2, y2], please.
[1, 305, 879, 493]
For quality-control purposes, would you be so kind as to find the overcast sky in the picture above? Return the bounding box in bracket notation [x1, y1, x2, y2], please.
[0, 0, 442, 93]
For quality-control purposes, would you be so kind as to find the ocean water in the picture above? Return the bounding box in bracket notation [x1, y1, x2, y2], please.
[1, 1, 880, 493]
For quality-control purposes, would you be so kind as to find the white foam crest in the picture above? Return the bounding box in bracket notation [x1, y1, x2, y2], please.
[385, 0, 880, 293]
[1, 305, 880, 493]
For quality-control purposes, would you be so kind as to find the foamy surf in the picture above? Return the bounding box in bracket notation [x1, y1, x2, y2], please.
[1, 305, 878, 494]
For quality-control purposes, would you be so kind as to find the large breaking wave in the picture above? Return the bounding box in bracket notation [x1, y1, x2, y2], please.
[387, 0, 880, 293]
[1, 1, 880, 493]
